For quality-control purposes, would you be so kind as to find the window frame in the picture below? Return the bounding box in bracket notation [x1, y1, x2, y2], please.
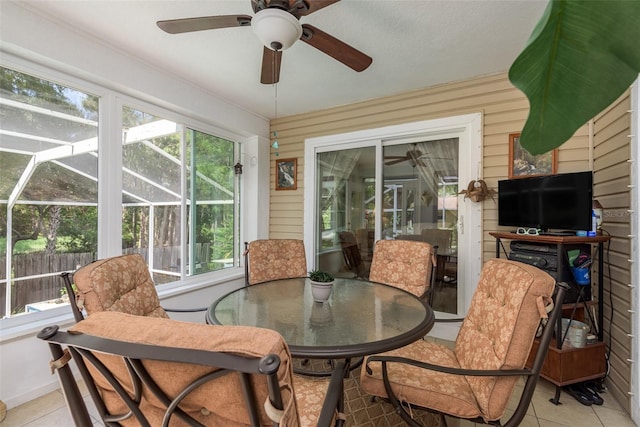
[0, 55, 246, 336]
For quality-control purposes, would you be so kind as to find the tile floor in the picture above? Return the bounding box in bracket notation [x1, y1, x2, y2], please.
[2, 337, 637, 427]
[3, 373, 636, 426]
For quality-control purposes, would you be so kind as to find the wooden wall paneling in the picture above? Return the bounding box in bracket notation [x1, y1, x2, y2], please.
[269, 74, 633, 415]
[592, 89, 632, 412]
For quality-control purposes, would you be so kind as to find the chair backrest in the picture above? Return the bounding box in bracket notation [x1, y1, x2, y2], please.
[420, 228, 453, 253]
[368, 239, 436, 297]
[39, 311, 301, 426]
[339, 231, 366, 278]
[245, 239, 308, 285]
[455, 258, 555, 421]
[355, 228, 374, 260]
[71, 253, 168, 319]
[338, 230, 357, 245]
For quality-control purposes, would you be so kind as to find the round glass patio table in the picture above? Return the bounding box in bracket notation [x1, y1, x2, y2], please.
[207, 277, 435, 360]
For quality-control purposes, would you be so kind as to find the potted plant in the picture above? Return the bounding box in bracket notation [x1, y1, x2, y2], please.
[308, 269, 335, 303]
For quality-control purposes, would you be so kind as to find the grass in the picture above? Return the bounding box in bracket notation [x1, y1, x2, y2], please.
[0, 237, 74, 255]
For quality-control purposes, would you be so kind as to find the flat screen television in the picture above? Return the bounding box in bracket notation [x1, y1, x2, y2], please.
[498, 171, 593, 232]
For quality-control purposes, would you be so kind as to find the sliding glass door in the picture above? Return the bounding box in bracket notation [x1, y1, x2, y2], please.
[305, 115, 482, 318]
[382, 139, 459, 314]
[315, 147, 375, 279]
[313, 139, 459, 313]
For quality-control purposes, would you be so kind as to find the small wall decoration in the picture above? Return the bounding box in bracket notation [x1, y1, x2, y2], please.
[509, 133, 558, 178]
[459, 179, 497, 203]
[276, 158, 297, 190]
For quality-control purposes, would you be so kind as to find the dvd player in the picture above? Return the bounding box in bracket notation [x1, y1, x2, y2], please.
[510, 241, 558, 254]
[508, 251, 557, 270]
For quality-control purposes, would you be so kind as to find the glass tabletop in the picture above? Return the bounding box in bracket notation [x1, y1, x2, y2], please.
[207, 277, 435, 359]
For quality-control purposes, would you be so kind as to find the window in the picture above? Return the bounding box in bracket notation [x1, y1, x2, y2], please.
[0, 67, 241, 319]
[185, 129, 235, 276]
[0, 66, 99, 318]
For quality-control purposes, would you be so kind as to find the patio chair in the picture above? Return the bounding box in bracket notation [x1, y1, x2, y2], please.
[244, 239, 339, 376]
[368, 239, 437, 301]
[338, 231, 369, 278]
[420, 229, 453, 254]
[418, 229, 457, 284]
[61, 253, 205, 323]
[360, 258, 567, 427]
[39, 311, 347, 427]
[244, 239, 308, 286]
[355, 228, 374, 261]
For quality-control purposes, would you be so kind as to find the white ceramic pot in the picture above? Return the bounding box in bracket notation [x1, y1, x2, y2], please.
[310, 280, 334, 303]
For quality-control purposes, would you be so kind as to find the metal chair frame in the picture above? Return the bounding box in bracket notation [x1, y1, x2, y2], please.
[365, 282, 568, 427]
[39, 324, 345, 427]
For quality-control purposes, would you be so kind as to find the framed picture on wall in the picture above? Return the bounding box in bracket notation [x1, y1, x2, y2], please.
[508, 133, 558, 178]
[276, 158, 297, 190]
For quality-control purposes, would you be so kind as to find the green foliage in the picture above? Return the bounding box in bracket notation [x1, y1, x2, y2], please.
[58, 206, 98, 252]
[189, 129, 235, 261]
[308, 269, 335, 283]
[509, 0, 640, 154]
[60, 283, 77, 297]
[0, 237, 42, 255]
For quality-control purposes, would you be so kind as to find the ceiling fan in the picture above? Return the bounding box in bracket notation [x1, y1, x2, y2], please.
[384, 149, 427, 166]
[384, 147, 451, 166]
[156, 0, 372, 84]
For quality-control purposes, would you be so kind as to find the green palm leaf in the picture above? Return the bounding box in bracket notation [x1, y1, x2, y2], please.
[509, 0, 640, 155]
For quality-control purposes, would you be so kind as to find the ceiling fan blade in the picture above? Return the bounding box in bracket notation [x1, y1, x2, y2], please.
[301, 24, 372, 72]
[157, 15, 251, 34]
[261, 47, 282, 84]
[385, 159, 409, 166]
[293, 0, 341, 16]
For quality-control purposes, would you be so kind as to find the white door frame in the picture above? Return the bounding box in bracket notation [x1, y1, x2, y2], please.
[304, 113, 483, 324]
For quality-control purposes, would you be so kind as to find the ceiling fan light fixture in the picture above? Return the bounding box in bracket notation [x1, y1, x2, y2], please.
[252, 8, 302, 51]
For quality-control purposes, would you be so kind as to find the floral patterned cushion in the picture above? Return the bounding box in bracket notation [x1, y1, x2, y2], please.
[73, 253, 168, 318]
[247, 239, 308, 285]
[70, 311, 334, 427]
[368, 240, 436, 297]
[293, 375, 334, 427]
[361, 339, 482, 419]
[361, 258, 554, 422]
[456, 258, 554, 420]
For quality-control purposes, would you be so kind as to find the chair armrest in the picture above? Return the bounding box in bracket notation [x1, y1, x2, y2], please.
[39, 325, 287, 426]
[365, 355, 533, 378]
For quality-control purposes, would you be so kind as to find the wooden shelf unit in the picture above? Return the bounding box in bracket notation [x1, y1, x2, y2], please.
[489, 232, 610, 403]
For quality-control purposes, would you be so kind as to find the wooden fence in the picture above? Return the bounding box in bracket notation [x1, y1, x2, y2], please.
[0, 244, 212, 318]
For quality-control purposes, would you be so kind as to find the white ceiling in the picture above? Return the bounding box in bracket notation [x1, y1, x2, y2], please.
[18, 0, 548, 119]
